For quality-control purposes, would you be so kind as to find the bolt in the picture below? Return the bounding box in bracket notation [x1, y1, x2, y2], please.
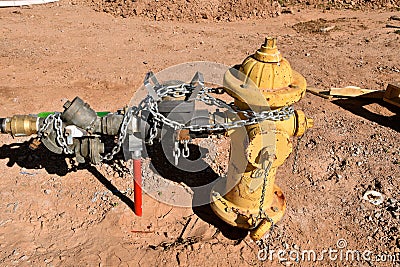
[212, 191, 220, 198]
[63, 100, 72, 109]
[264, 37, 277, 49]
[225, 207, 232, 213]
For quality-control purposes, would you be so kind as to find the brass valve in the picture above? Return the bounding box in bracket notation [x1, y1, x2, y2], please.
[210, 37, 313, 240]
[0, 115, 39, 137]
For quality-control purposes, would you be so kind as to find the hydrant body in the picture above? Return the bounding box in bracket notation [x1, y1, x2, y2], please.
[211, 38, 313, 240]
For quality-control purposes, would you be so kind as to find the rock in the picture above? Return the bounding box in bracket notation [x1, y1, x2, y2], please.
[281, 8, 294, 14]
[44, 257, 53, 263]
[363, 190, 384, 205]
[19, 255, 28, 261]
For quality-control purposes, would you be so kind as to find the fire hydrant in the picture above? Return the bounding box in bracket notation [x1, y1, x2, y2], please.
[210, 37, 313, 240]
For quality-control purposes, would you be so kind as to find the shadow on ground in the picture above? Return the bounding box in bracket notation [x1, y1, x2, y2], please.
[145, 141, 248, 241]
[332, 98, 399, 132]
[0, 139, 246, 241]
[0, 140, 136, 212]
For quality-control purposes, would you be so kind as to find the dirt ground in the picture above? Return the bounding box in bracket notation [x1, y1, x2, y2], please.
[0, 1, 400, 266]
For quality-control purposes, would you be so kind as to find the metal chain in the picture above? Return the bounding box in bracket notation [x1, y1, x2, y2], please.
[53, 113, 74, 154]
[38, 75, 295, 161]
[147, 99, 159, 146]
[173, 140, 180, 165]
[101, 106, 138, 161]
[255, 158, 275, 245]
[101, 78, 294, 161]
[182, 140, 190, 158]
[101, 96, 154, 161]
[37, 113, 55, 138]
[37, 113, 74, 154]
[145, 83, 294, 133]
[143, 77, 281, 246]
[148, 120, 158, 145]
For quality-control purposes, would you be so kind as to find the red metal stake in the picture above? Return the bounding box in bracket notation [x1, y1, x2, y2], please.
[133, 158, 142, 216]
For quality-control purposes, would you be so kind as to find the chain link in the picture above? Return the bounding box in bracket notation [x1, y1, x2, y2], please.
[257, 160, 273, 220]
[101, 95, 154, 161]
[173, 140, 180, 165]
[53, 113, 74, 154]
[101, 106, 138, 161]
[182, 140, 190, 158]
[37, 113, 74, 154]
[37, 113, 55, 138]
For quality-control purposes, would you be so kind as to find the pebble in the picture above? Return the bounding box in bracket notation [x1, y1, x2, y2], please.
[36, 247, 46, 253]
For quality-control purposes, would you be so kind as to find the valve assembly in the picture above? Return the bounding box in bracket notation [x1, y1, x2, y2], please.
[0, 37, 312, 241]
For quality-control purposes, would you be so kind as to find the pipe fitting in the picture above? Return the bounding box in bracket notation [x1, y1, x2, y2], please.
[0, 115, 39, 136]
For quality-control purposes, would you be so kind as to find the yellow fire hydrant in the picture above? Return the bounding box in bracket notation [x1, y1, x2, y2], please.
[210, 37, 313, 240]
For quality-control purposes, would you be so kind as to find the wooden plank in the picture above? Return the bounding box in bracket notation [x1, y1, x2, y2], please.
[383, 83, 400, 108]
[306, 87, 333, 99]
[329, 86, 383, 98]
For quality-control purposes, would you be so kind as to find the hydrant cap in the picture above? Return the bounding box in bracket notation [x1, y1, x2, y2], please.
[254, 37, 282, 63]
[239, 37, 294, 91]
[223, 37, 307, 109]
